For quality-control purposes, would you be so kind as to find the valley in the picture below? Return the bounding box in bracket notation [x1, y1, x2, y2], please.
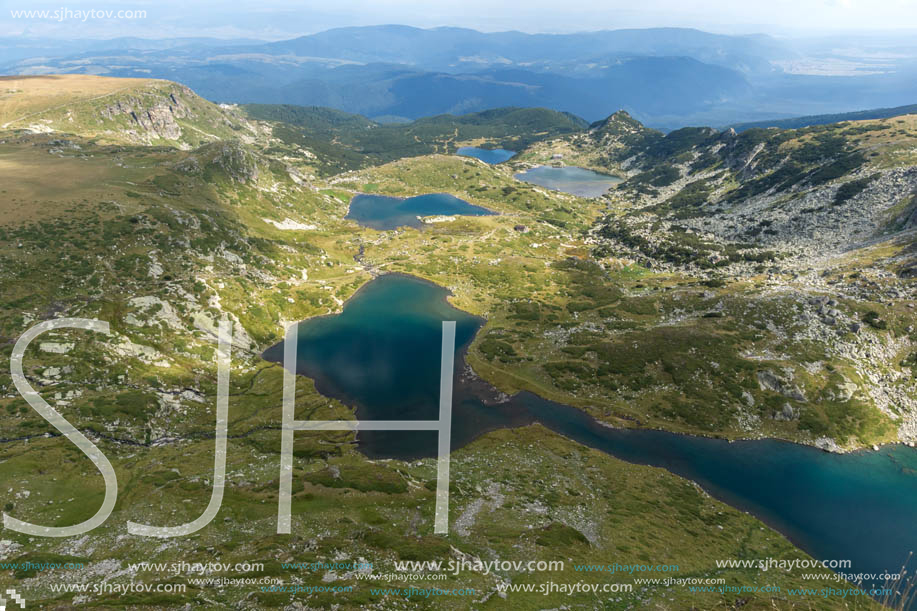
[0, 74, 915, 609]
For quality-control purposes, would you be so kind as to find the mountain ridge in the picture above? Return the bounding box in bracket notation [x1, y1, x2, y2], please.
[10, 25, 910, 127]
[731, 102, 917, 132]
[0, 74, 261, 148]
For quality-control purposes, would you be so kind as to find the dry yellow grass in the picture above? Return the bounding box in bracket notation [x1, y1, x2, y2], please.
[0, 74, 160, 128]
[849, 114, 917, 167]
[0, 139, 154, 225]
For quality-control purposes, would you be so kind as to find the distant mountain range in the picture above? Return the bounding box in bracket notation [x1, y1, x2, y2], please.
[3, 25, 917, 128]
[730, 103, 917, 131]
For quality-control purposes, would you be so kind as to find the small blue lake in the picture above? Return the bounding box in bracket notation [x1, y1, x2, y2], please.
[457, 146, 516, 164]
[515, 165, 623, 197]
[346, 193, 495, 230]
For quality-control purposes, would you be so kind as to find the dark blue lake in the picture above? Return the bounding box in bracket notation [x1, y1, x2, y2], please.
[515, 165, 623, 197]
[346, 193, 495, 230]
[264, 273, 917, 605]
[457, 146, 516, 164]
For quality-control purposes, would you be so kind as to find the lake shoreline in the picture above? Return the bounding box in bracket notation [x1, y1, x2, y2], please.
[263, 270, 896, 455]
[346, 192, 496, 230]
[260, 271, 917, 601]
[456, 146, 516, 164]
[514, 164, 624, 197]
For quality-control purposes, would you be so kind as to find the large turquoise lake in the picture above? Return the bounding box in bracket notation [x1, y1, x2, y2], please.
[456, 146, 516, 164]
[346, 193, 494, 230]
[515, 165, 623, 197]
[264, 274, 917, 604]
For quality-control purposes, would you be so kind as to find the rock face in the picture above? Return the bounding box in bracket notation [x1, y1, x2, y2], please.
[815, 437, 843, 453]
[211, 142, 260, 184]
[173, 141, 261, 184]
[654, 166, 917, 259]
[776, 403, 798, 421]
[757, 369, 806, 402]
[101, 87, 193, 141]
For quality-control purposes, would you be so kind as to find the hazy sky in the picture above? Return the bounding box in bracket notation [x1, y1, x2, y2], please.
[3, 0, 917, 39]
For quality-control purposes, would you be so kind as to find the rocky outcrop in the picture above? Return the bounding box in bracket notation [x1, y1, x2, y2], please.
[678, 166, 917, 256]
[174, 141, 261, 184]
[100, 86, 193, 141]
[757, 369, 807, 402]
[211, 142, 260, 184]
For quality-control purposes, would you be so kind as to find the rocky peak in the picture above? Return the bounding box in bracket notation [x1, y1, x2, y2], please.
[590, 109, 647, 137]
[176, 140, 261, 184]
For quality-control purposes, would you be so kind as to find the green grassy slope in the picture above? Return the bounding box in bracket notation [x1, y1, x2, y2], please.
[0, 74, 261, 148]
